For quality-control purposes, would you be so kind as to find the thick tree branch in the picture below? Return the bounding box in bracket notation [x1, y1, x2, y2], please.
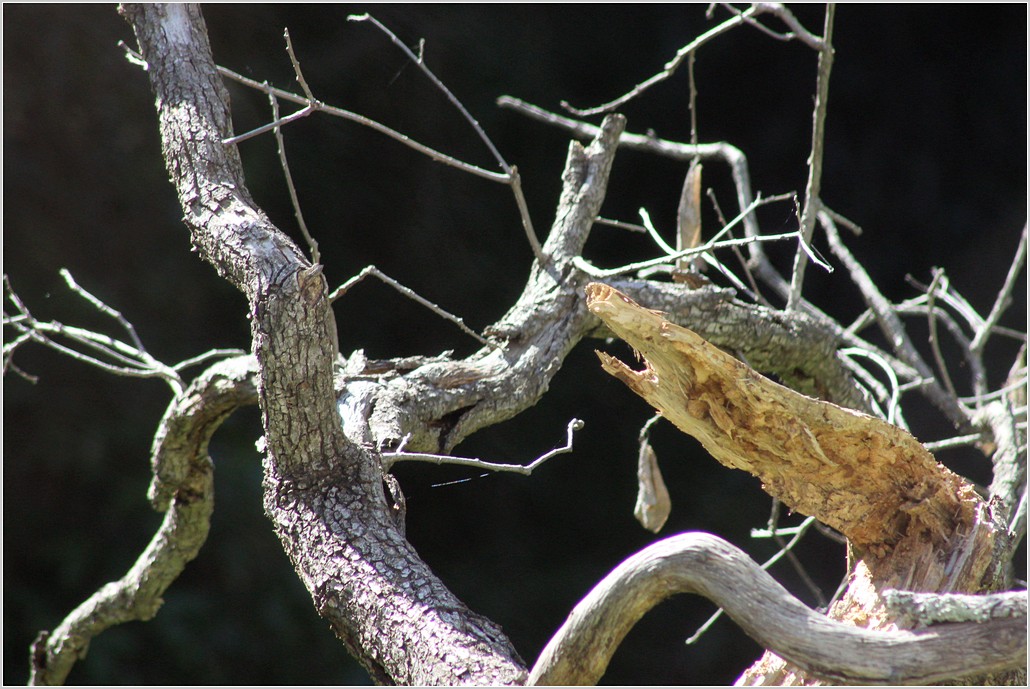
[120, 5, 527, 684]
[528, 533, 1026, 686]
[585, 282, 1022, 685]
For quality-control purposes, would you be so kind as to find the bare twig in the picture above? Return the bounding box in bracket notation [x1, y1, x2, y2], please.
[383, 418, 583, 472]
[922, 432, 989, 453]
[594, 216, 648, 233]
[269, 92, 319, 264]
[348, 14, 507, 170]
[839, 347, 902, 425]
[4, 272, 185, 394]
[497, 96, 776, 282]
[821, 211, 972, 430]
[574, 193, 802, 279]
[560, 4, 823, 117]
[347, 13, 545, 265]
[787, 4, 835, 310]
[283, 28, 314, 100]
[970, 223, 1027, 354]
[924, 268, 960, 402]
[329, 265, 500, 350]
[560, 5, 763, 117]
[722, 2, 826, 49]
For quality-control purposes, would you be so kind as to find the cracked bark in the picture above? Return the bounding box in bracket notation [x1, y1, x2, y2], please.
[86, 4, 1021, 685]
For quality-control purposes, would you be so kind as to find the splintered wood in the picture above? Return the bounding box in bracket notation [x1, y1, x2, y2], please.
[585, 283, 982, 550]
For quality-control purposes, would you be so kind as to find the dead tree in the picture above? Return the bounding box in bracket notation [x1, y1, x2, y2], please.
[6, 3, 1025, 685]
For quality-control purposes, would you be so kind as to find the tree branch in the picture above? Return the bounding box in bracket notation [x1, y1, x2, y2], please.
[29, 355, 258, 686]
[585, 283, 982, 549]
[786, 3, 835, 310]
[120, 5, 527, 683]
[528, 533, 1026, 685]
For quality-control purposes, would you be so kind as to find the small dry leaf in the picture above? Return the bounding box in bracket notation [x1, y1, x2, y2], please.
[675, 160, 703, 274]
[634, 438, 671, 533]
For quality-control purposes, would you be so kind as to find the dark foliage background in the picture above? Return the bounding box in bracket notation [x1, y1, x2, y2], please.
[4, 4, 1025, 685]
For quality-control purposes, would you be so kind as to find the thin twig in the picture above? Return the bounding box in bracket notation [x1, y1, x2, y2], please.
[283, 28, 314, 100]
[574, 193, 801, 279]
[59, 268, 148, 356]
[722, 2, 826, 49]
[822, 210, 972, 431]
[971, 224, 1027, 354]
[840, 347, 901, 425]
[923, 432, 988, 452]
[765, 500, 827, 607]
[5, 273, 184, 394]
[508, 165, 546, 263]
[173, 348, 249, 372]
[707, 187, 771, 306]
[213, 60, 509, 181]
[383, 418, 583, 472]
[787, 3, 835, 310]
[561, 4, 766, 117]
[497, 96, 770, 274]
[594, 217, 648, 233]
[347, 13, 509, 172]
[329, 265, 501, 350]
[347, 14, 545, 265]
[269, 92, 319, 264]
[924, 268, 960, 402]
[223, 104, 316, 146]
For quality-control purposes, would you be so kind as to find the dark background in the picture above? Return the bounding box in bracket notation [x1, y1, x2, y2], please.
[4, 4, 1026, 685]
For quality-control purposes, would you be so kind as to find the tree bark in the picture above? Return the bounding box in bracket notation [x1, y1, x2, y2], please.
[120, 5, 527, 684]
[583, 283, 1025, 686]
[107, 4, 1025, 685]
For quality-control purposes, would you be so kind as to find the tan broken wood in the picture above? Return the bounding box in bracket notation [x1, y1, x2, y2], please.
[585, 282, 983, 551]
[584, 282, 1017, 684]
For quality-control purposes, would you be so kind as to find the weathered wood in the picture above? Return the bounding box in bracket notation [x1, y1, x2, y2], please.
[527, 533, 1026, 686]
[584, 282, 1021, 685]
[585, 282, 983, 551]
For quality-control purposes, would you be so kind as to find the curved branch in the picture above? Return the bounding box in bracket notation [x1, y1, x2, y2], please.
[528, 533, 1027, 686]
[29, 355, 258, 686]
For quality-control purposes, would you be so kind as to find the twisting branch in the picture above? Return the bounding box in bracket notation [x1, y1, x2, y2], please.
[29, 355, 259, 686]
[120, 5, 530, 684]
[685, 514, 820, 645]
[528, 533, 1026, 686]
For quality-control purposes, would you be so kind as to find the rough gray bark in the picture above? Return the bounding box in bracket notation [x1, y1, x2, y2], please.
[119, 4, 527, 684]
[23, 4, 1024, 685]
